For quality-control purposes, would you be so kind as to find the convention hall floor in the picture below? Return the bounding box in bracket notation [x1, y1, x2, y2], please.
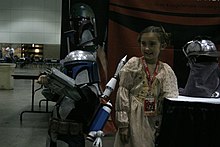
[0, 66, 115, 147]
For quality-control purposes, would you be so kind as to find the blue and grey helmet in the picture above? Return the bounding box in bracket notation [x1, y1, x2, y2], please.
[61, 50, 100, 86]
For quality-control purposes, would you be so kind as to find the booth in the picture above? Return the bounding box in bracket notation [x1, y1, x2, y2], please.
[158, 96, 220, 147]
[0, 63, 16, 89]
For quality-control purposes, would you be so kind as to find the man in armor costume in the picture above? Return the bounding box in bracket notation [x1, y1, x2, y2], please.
[38, 50, 101, 147]
[37, 3, 101, 147]
[179, 36, 220, 98]
[37, 2, 125, 147]
[38, 51, 126, 147]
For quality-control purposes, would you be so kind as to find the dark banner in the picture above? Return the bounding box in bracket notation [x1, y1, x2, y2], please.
[107, 0, 220, 88]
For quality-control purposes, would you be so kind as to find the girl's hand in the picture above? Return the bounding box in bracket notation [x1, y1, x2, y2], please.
[119, 127, 129, 143]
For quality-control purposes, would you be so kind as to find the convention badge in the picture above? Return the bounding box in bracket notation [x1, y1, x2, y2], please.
[144, 97, 157, 116]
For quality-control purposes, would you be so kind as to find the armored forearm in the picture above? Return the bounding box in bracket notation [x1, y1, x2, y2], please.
[44, 68, 81, 101]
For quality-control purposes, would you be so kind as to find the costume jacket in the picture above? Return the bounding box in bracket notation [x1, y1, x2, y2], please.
[114, 57, 179, 147]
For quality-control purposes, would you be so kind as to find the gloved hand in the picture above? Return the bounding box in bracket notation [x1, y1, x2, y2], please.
[119, 127, 129, 143]
[92, 130, 104, 147]
[37, 75, 48, 85]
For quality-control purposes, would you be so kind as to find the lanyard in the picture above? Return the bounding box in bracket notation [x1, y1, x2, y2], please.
[142, 57, 159, 87]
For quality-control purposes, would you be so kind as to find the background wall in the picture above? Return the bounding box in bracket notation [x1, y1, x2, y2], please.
[44, 44, 60, 59]
[0, 0, 62, 59]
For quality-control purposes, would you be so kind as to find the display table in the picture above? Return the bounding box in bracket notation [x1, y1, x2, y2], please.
[158, 96, 220, 147]
[12, 74, 50, 122]
[0, 63, 16, 89]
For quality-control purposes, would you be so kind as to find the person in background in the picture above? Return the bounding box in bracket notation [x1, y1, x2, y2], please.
[113, 26, 179, 147]
[0, 48, 2, 58]
[179, 36, 220, 98]
[5, 45, 15, 63]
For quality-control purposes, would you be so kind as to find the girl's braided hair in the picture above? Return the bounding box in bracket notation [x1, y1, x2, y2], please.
[137, 26, 171, 47]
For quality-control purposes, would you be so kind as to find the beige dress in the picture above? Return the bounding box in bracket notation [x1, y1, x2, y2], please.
[114, 57, 179, 147]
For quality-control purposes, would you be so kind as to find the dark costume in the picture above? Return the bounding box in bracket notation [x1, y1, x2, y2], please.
[180, 38, 220, 98]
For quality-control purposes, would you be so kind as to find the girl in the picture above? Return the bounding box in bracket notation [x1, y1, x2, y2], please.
[114, 26, 179, 147]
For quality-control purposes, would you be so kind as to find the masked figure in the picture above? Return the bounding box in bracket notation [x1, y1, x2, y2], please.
[37, 3, 100, 147]
[180, 37, 220, 98]
[39, 51, 127, 147]
[38, 50, 100, 147]
[65, 2, 107, 78]
[37, 2, 121, 147]
[65, 2, 97, 52]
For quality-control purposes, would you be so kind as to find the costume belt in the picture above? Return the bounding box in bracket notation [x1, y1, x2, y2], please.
[49, 118, 83, 135]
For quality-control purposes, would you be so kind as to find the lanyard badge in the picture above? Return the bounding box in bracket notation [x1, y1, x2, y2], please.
[142, 57, 159, 116]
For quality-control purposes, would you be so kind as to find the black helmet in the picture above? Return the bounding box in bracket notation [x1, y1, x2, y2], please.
[69, 3, 97, 48]
[72, 3, 95, 18]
